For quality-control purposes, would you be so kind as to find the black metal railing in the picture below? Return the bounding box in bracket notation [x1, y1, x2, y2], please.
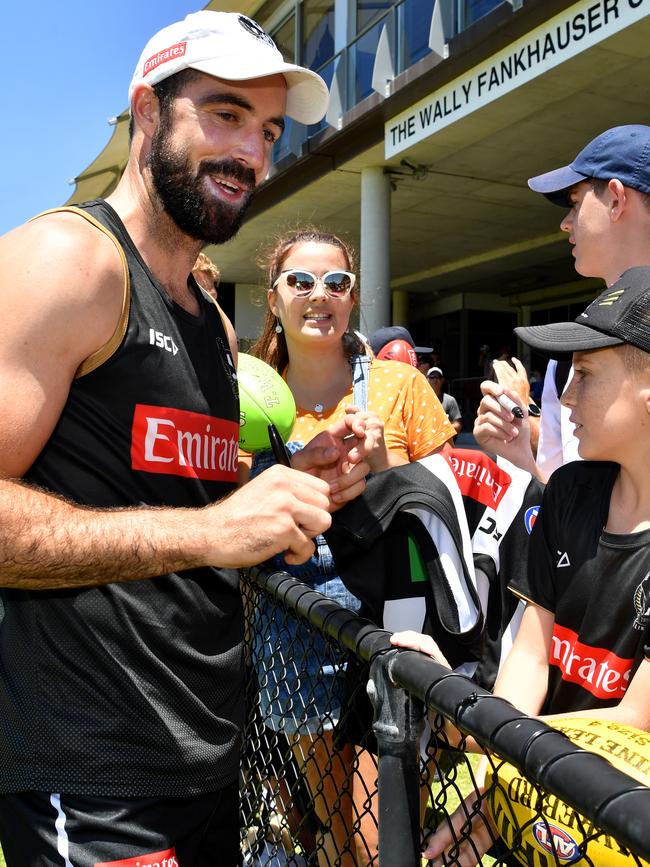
[240, 566, 650, 866]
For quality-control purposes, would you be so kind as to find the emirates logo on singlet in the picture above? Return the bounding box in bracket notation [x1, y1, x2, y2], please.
[95, 848, 179, 867]
[131, 404, 239, 481]
[445, 449, 511, 508]
[550, 623, 633, 700]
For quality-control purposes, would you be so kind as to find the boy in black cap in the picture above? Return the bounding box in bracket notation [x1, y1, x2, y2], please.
[395, 267, 650, 864]
[369, 325, 433, 365]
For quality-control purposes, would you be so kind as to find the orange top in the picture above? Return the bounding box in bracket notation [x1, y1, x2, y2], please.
[290, 359, 454, 461]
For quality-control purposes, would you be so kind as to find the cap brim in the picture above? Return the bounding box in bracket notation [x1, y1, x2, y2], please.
[189, 59, 329, 124]
[514, 323, 624, 357]
[414, 346, 433, 354]
[527, 165, 588, 207]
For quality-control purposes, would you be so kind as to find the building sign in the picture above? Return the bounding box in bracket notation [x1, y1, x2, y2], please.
[385, 0, 649, 158]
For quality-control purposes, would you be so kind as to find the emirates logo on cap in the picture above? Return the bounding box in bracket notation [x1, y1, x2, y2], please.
[143, 41, 187, 77]
[238, 15, 276, 48]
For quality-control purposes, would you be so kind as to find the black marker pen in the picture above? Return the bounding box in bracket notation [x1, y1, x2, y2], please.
[268, 423, 292, 466]
[497, 393, 524, 419]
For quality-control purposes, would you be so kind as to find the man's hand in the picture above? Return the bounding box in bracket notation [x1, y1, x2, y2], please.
[291, 407, 388, 508]
[473, 381, 539, 477]
[208, 465, 332, 567]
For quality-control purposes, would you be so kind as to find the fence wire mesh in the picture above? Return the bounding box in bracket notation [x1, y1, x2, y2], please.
[240, 568, 650, 867]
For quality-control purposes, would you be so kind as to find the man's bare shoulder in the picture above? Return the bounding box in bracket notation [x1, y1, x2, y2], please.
[0, 210, 127, 356]
[1, 209, 125, 296]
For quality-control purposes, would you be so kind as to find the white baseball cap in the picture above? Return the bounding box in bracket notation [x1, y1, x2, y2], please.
[129, 11, 329, 125]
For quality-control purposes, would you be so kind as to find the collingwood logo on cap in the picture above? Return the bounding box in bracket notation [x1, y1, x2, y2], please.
[598, 288, 626, 306]
[238, 15, 276, 48]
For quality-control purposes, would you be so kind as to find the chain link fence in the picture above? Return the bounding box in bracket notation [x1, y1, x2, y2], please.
[240, 566, 650, 867]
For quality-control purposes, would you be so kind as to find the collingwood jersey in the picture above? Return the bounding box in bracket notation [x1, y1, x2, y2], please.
[0, 200, 243, 796]
[326, 449, 544, 688]
[512, 461, 650, 714]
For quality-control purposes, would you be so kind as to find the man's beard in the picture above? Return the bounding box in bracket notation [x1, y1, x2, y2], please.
[148, 120, 257, 245]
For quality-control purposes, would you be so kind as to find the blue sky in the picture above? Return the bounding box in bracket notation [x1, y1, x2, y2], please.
[0, 0, 206, 236]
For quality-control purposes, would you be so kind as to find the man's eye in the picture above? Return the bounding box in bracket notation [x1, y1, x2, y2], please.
[264, 129, 279, 143]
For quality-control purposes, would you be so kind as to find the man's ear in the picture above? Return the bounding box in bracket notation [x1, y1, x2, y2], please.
[608, 178, 627, 222]
[130, 84, 160, 140]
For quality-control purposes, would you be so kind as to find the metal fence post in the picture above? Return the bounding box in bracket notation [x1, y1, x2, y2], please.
[368, 651, 425, 867]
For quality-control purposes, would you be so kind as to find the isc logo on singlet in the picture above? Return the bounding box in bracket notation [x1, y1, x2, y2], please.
[149, 328, 179, 356]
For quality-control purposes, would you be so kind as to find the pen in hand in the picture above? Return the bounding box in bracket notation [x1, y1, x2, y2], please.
[497, 393, 524, 419]
[268, 423, 292, 467]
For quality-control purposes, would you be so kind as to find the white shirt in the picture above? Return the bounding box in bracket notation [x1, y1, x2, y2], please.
[536, 361, 581, 478]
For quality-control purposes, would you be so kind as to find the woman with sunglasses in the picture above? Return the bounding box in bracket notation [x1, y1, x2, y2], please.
[245, 228, 454, 866]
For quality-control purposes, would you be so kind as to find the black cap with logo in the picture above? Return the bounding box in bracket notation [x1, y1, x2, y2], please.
[515, 267, 650, 358]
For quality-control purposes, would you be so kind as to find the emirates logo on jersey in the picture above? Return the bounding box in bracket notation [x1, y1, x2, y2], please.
[95, 847, 178, 867]
[445, 449, 511, 508]
[550, 623, 633, 700]
[131, 404, 238, 482]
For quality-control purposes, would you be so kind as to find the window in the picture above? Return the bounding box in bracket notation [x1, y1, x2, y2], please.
[357, 0, 393, 34]
[465, 0, 503, 27]
[302, 0, 335, 70]
[273, 12, 297, 61]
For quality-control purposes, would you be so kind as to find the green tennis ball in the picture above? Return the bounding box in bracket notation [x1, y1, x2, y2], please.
[237, 353, 296, 452]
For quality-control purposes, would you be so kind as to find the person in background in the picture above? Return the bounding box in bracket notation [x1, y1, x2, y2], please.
[416, 352, 432, 376]
[529, 368, 544, 405]
[478, 343, 493, 378]
[369, 324, 433, 369]
[192, 250, 221, 300]
[244, 227, 455, 866]
[427, 366, 462, 436]
[474, 124, 650, 482]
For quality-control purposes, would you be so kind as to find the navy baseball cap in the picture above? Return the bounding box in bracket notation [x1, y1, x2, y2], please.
[527, 125, 650, 207]
[515, 267, 650, 357]
[369, 326, 433, 355]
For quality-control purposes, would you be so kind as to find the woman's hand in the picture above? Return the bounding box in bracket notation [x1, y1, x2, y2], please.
[342, 406, 391, 472]
[422, 784, 497, 866]
[291, 427, 369, 510]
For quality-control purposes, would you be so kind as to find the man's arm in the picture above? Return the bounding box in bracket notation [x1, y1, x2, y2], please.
[0, 215, 127, 476]
[0, 466, 333, 587]
[0, 216, 334, 587]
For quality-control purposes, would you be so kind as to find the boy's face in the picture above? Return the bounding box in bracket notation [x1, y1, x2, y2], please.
[561, 346, 650, 461]
[560, 182, 613, 280]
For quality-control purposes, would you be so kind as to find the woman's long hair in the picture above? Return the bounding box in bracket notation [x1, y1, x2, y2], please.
[250, 227, 365, 372]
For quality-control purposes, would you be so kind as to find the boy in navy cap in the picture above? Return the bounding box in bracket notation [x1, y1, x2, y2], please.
[475, 125, 650, 480]
[395, 267, 650, 864]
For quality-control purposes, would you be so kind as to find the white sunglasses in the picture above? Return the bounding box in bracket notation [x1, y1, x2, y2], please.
[272, 268, 356, 298]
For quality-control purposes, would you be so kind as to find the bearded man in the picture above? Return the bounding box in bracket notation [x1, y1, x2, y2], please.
[0, 12, 375, 865]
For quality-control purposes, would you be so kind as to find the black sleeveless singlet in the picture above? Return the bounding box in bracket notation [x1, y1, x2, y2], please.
[0, 200, 244, 796]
